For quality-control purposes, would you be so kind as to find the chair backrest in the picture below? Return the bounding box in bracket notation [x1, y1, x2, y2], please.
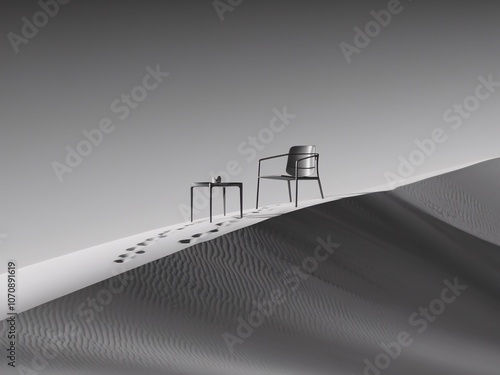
[286, 145, 316, 177]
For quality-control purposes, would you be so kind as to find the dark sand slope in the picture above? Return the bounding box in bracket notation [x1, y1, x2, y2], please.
[393, 158, 500, 247]
[3, 161, 500, 375]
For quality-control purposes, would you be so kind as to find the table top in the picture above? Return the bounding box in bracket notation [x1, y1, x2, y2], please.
[191, 182, 243, 187]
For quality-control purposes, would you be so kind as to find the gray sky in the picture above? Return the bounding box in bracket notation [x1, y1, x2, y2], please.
[1, 0, 500, 266]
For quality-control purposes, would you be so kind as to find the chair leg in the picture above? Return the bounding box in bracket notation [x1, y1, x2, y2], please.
[223, 187, 226, 216]
[190, 187, 194, 222]
[210, 186, 213, 223]
[287, 180, 292, 202]
[318, 178, 324, 199]
[256, 178, 260, 209]
[295, 178, 299, 207]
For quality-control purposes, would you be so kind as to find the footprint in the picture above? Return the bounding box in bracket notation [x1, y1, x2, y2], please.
[177, 223, 195, 231]
[216, 220, 237, 227]
[158, 230, 171, 237]
[114, 229, 172, 264]
[114, 253, 136, 264]
[178, 228, 220, 244]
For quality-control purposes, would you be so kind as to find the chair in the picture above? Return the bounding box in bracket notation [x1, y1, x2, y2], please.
[256, 145, 324, 208]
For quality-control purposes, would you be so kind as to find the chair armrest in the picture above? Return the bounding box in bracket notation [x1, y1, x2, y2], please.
[294, 154, 320, 177]
[258, 153, 319, 177]
[257, 154, 291, 177]
[259, 152, 318, 163]
[294, 153, 319, 162]
[258, 153, 291, 163]
[294, 154, 319, 166]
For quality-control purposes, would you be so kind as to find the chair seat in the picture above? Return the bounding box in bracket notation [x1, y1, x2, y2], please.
[258, 175, 319, 180]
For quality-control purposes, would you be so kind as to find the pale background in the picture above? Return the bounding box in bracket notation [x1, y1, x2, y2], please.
[1, 0, 499, 266]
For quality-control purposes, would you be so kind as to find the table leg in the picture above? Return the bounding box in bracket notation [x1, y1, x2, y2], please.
[209, 186, 213, 223]
[223, 187, 226, 216]
[256, 178, 260, 209]
[240, 185, 243, 219]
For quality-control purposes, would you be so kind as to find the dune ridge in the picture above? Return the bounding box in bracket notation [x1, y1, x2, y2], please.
[2, 159, 500, 374]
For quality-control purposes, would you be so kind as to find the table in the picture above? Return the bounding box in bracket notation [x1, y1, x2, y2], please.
[191, 182, 243, 223]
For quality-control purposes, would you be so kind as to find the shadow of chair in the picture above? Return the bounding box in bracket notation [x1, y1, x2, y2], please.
[256, 145, 324, 208]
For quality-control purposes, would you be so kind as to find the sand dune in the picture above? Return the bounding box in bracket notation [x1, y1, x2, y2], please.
[2, 160, 500, 374]
[393, 158, 500, 247]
